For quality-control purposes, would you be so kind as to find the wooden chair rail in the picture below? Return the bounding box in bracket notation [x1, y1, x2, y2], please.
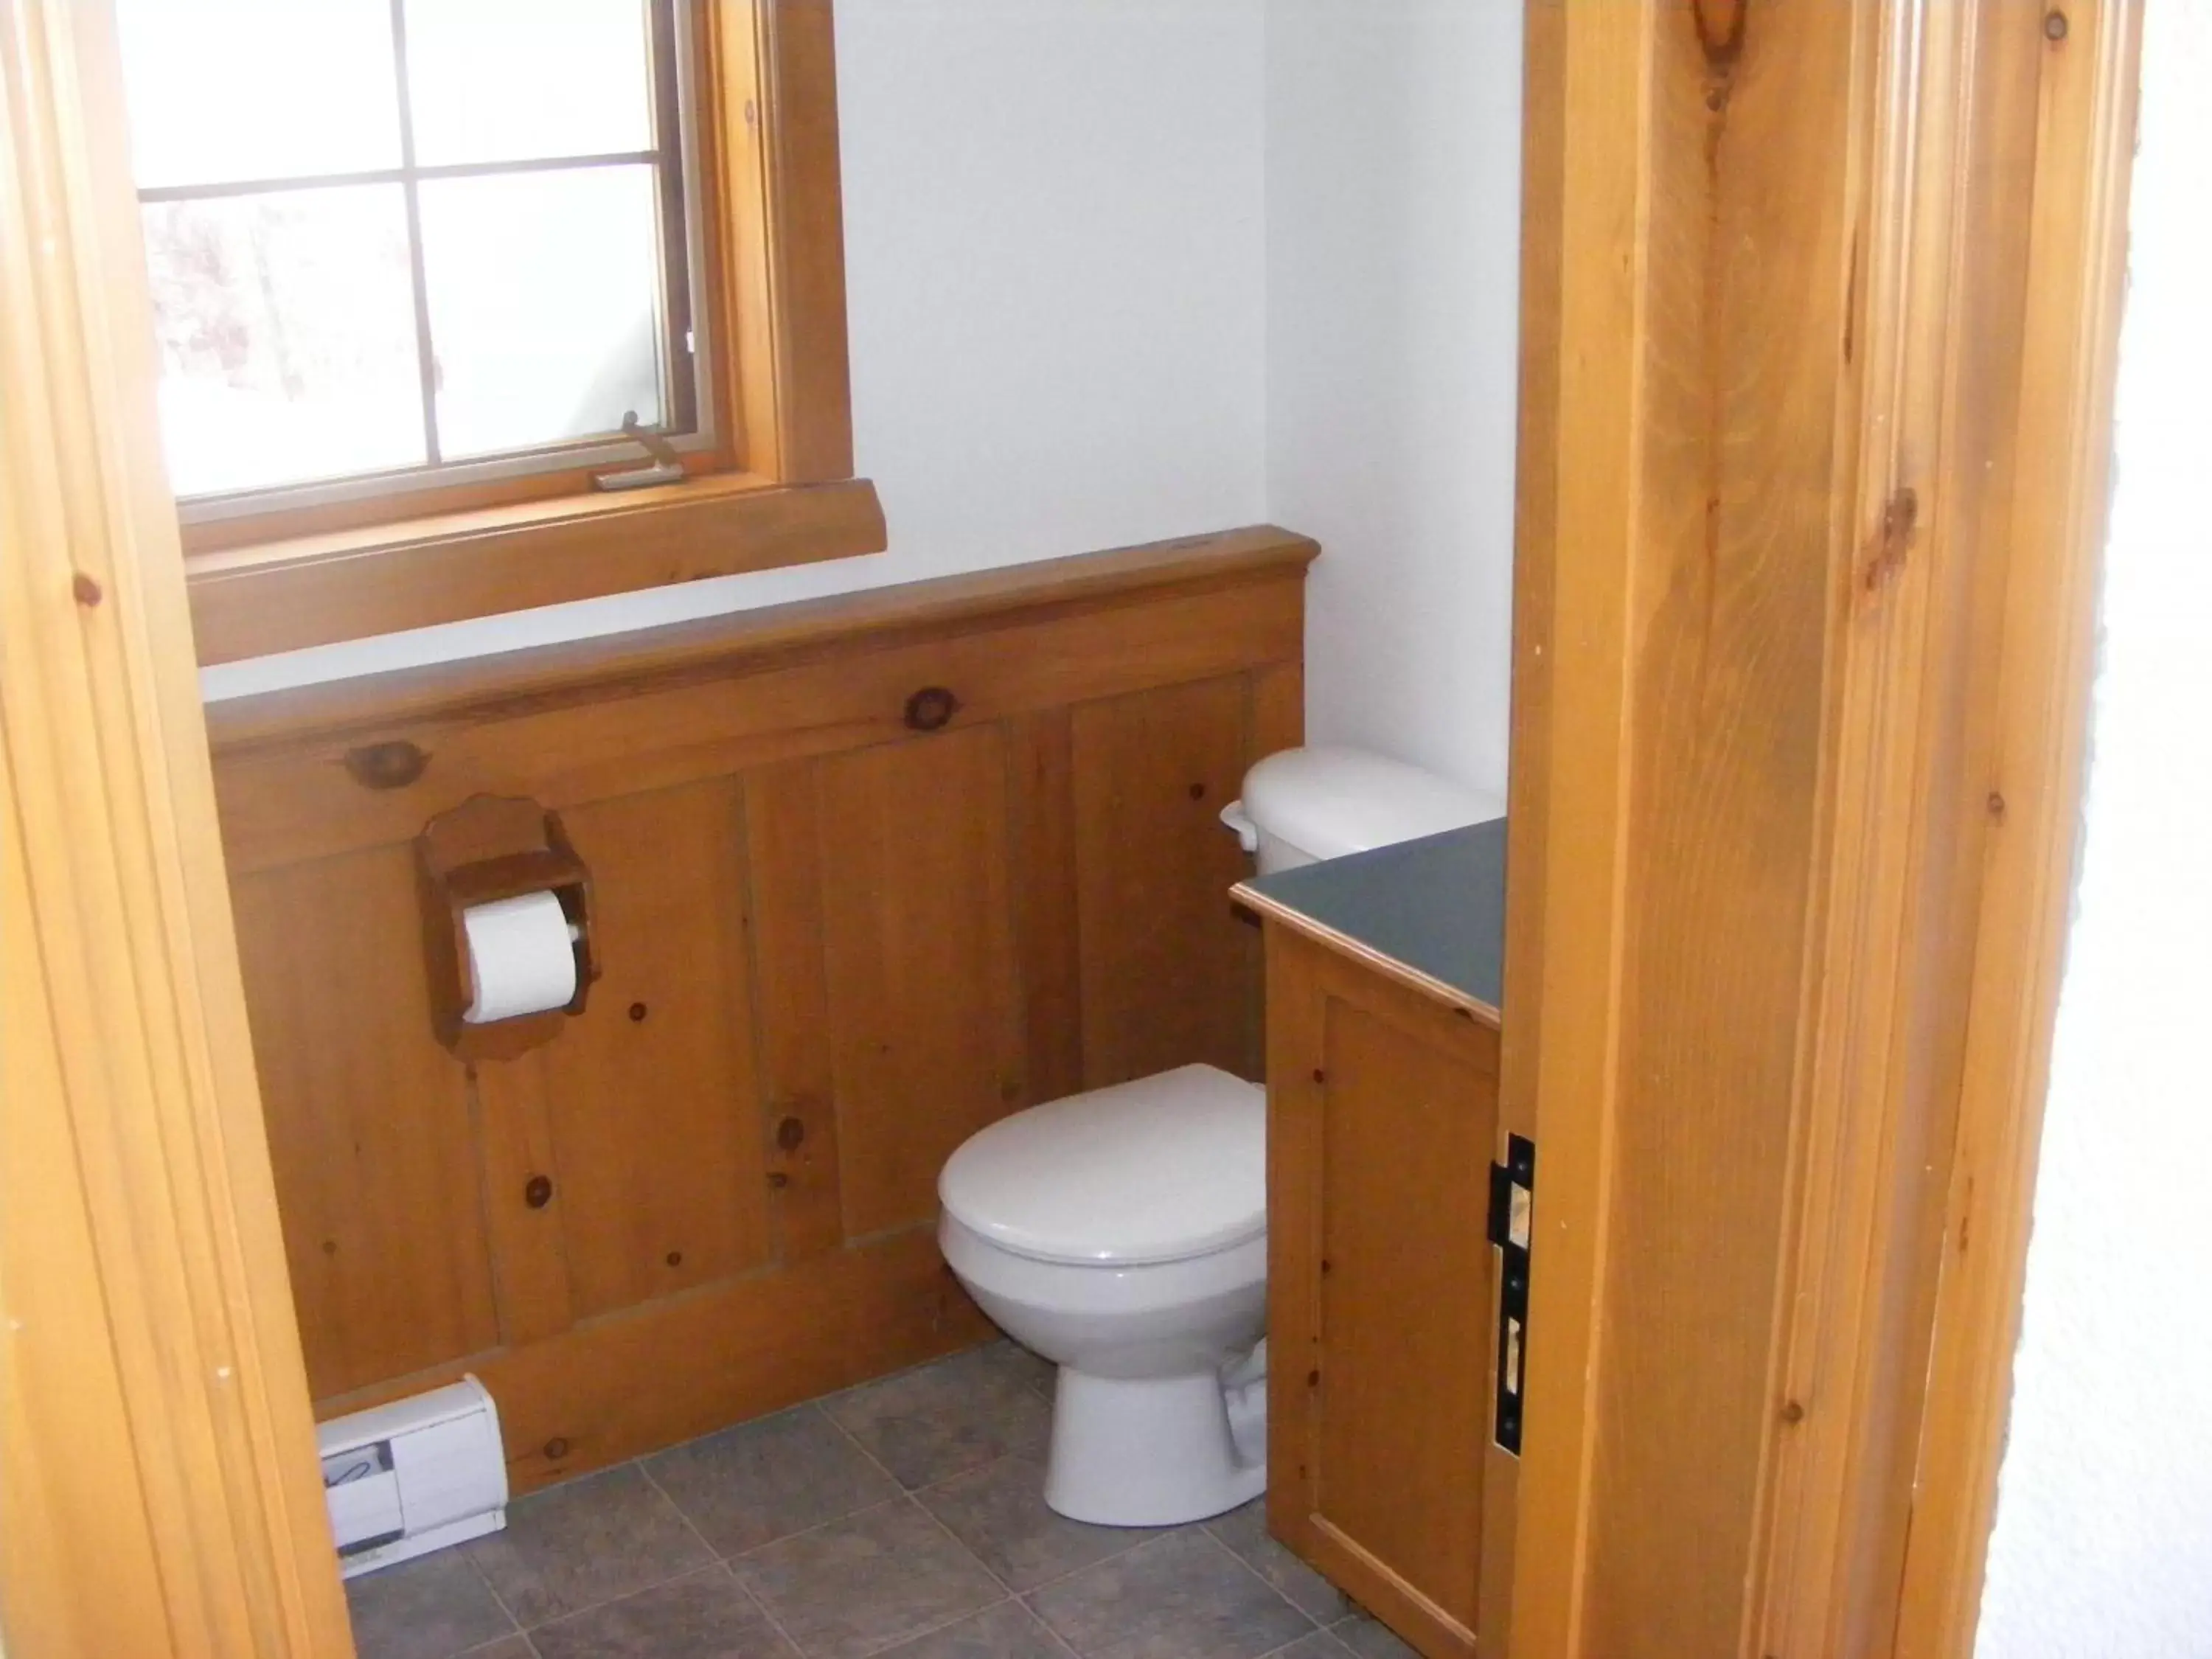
[206, 525, 1317, 751]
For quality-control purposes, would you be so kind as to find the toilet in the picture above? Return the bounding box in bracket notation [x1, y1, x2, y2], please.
[938, 746, 1503, 1526]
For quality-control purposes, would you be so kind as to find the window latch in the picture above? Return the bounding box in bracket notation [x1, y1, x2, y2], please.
[592, 411, 687, 492]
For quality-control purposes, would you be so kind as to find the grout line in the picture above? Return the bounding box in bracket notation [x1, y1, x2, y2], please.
[814, 1335, 998, 1414]
[1009, 1520, 1169, 1599]
[851, 1593, 1018, 1659]
[1326, 1611, 1404, 1657]
[897, 1451, 1248, 1603]
[628, 1441, 820, 1658]
[497, 1462, 733, 1635]
[631, 1453, 827, 1658]
[1186, 1526, 1323, 1638]
[894, 1445, 1164, 1602]
[459, 1546, 525, 1640]
[722, 1561, 811, 1659]
[908, 1488, 1020, 1600]
[723, 1491, 914, 1563]
[814, 1397, 912, 1493]
[1202, 1506, 1350, 1621]
[636, 1453, 717, 1557]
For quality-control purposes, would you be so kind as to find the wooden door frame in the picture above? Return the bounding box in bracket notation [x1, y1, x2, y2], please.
[0, 0, 2143, 1650]
[0, 2, 354, 1654]
[1503, 2, 2140, 1656]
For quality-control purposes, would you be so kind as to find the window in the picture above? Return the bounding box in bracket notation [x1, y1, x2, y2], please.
[117, 0, 709, 520]
[110, 1, 884, 665]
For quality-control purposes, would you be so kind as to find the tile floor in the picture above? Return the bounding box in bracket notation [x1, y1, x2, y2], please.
[345, 1340, 1419, 1659]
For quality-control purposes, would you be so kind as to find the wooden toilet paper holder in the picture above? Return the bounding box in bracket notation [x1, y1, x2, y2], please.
[417, 794, 599, 1061]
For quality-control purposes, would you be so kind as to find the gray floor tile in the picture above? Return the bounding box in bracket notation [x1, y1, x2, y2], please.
[917, 1455, 1148, 1593]
[985, 1339, 1057, 1399]
[1203, 1502, 1349, 1623]
[529, 1565, 797, 1659]
[825, 1348, 1052, 1489]
[1258, 1634, 1352, 1659]
[344, 1551, 516, 1659]
[457, 1641, 538, 1659]
[646, 1405, 903, 1556]
[731, 1499, 1005, 1659]
[872, 1601, 1071, 1659]
[1026, 1529, 1314, 1659]
[1326, 1613, 1418, 1659]
[465, 1464, 714, 1627]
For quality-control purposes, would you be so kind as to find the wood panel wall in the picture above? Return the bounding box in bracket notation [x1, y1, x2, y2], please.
[206, 526, 1315, 1492]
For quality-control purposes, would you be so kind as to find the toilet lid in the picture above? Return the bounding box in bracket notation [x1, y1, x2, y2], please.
[939, 1064, 1266, 1266]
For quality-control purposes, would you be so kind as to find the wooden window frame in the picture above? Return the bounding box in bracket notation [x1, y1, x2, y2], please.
[181, 0, 886, 667]
[147, 0, 710, 527]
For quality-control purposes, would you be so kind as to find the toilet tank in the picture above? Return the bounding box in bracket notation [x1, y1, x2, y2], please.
[1220, 746, 1506, 875]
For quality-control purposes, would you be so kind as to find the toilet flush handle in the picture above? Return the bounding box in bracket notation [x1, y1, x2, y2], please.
[1218, 800, 1259, 854]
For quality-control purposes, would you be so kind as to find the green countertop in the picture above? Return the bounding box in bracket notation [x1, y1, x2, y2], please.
[1239, 817, 1508, 1013]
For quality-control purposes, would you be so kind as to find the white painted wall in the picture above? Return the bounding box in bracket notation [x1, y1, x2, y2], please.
[1263, 0, 1523, 797]
[204, 0, 1267, 699]
[1974, 6, 2212, 1655]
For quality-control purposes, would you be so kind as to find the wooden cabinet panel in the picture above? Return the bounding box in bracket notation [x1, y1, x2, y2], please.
[1267, 925, 1500, 1659]
[542, 779, 771, 1318]
[1073, 675, 1256, 1086]
[816, 726, 1026, 1238]
[232, 847, 498, 1397]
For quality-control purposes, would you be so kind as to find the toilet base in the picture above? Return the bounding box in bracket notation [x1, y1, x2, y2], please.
[1043, 1364, 1267, 1526]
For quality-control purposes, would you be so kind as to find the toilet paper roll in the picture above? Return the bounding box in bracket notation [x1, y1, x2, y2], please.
[460, 891, 579, 1025]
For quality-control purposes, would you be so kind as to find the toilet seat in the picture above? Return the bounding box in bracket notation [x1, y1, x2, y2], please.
[939, 1064, 1264, 1267]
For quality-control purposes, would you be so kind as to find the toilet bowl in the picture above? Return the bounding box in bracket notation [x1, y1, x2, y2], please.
[938, 746, 1505, 1527]
[939, 1064, 1269, 1526]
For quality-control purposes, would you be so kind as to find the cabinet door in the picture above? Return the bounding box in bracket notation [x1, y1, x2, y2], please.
[1265, 925, 1502, 1659]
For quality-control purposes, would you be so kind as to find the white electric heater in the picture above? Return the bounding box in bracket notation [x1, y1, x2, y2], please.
[318, 1376, 507, 1578]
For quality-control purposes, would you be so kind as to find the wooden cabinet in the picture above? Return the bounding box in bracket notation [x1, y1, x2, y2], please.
[1260, 922, 1506, 1659]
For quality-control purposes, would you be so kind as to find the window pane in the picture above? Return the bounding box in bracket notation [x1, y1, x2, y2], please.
[405, 0, 655, 166]
[114, 0, 400, 189]
[142, 187, 426, 497]
[418, 167, 667, 460]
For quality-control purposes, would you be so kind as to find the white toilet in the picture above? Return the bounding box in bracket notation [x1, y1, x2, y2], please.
[937, 746, 1503, 1526]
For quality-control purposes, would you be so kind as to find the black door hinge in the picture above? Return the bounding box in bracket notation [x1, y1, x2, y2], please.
[1487, 1133, 1535, 1455]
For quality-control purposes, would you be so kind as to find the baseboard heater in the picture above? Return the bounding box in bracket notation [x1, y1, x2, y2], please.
[318, 1376, 508, 1578]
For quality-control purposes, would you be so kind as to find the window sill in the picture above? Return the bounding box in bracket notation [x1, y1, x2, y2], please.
[184, 472, 888, 665]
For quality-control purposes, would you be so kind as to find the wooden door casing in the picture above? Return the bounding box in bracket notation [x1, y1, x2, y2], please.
[1265, 924, 1502, 1659]
[1505, 2, 2142, 1655]
[211, 529, 1315, 1492]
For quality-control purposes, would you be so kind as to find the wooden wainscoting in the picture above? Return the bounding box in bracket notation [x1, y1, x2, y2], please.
[205, 525, 1314, 1493]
